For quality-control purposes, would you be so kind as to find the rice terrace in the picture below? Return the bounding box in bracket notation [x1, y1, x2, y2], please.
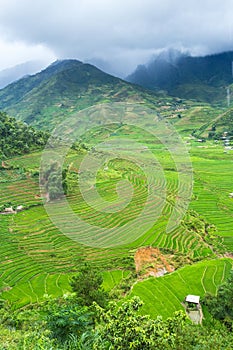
[0, 102, 232, 314]
[0, 48, 233, 347]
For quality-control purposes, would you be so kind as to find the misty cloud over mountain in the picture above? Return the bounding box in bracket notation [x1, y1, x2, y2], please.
[0, 61, 50, 88]
[127, 50, 233, 103]
[0, 0, 232, 76]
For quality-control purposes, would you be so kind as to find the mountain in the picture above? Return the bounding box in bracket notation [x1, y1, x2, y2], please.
[127, 51, 233, 104]
[0, 61, 49, 89]
[0, 59, 165, 130]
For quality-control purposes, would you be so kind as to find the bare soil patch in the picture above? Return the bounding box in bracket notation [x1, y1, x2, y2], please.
[225, 253, 233, 259]
[134, 246, 175, 278]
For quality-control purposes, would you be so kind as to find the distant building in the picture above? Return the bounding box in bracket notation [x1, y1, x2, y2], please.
[16, 205, 24, 212]
[186, 294, 200, 303]
[197, 139, 205, 143]
[185, 295, 202, 324]
[3, 207, 15, 214]
[185, 294, 200, 308]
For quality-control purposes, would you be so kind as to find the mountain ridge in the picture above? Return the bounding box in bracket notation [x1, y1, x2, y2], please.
[0, 59, 165, 130]
[127, 51, 233, 104]
[0, 60, 50, 89]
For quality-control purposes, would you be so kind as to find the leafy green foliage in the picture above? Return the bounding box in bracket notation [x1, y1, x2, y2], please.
[0, 279, 232, 349]
[45, 295, 91, 342]
[0, 302, 56, 349]
[81, 297, 233, 350]
[90, 297, 187, 350]
[0, 111, 49, 158]
[40, 160, 68, 200]
[203, 270, 233, 330]
[71, 262, 109, 308]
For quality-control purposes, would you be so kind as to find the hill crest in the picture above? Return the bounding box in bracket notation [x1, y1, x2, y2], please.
[127, 51, 233, 104]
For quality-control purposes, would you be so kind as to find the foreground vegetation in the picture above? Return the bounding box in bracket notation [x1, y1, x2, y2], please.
[0, 265, 232, 349]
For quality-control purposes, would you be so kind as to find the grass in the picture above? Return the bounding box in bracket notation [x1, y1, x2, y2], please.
[0, 131, 232, 313]
[0, 63, 232, 318]
[1, 273, 72, 308]
[189, 142, 233, 249]
[130, 258, 232, 319]
[102, 270, 131, 291]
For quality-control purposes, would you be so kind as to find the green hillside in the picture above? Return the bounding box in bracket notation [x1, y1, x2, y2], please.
[0, 132, 232, 308]
[127, 51, 233, 105]
[0, 59, 230, 140]
[0, 60, 168, 130]
[0, 61, 232, 344]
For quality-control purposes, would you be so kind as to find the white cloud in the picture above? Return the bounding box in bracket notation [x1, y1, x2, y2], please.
[0, 38, 56, 70]
[0, 0, 232, 75]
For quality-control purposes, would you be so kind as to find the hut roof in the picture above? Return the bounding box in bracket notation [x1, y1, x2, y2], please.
[185, 295, 200, 304]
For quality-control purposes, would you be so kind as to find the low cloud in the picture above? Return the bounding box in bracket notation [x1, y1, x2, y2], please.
[0, 0, 232, 76]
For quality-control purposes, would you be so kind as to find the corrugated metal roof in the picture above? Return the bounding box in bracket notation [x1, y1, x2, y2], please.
[185, 295, 200, 304]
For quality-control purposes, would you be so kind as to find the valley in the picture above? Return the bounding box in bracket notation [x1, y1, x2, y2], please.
[0, 115, 232, 313]
[0, 59, 232, 348]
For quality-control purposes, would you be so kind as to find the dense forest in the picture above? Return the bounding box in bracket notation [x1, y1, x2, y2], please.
[0, 111, 49, 159]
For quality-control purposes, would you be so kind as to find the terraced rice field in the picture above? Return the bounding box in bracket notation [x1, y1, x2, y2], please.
[0, 139, 232, 311]
[130, 258, 232, 319]
[102, 270, 131, 291]
[0, 176, 41, 208]
[190, 143, 233, 250]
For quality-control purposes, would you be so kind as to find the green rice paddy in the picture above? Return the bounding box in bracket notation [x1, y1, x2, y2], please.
[0, 133, 232, 314]
[130, 258, 232, 319]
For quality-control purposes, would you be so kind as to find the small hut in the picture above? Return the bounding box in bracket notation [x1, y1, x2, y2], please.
[185, 295, 200, 309]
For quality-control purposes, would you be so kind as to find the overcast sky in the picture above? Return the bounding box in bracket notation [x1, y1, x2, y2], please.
[0, 0, 232, 76]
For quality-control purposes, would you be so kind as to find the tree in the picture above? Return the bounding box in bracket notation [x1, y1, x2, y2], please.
[80, 297, 233, 350]
[81, 297, 188, 350]
[45, 296, 91, 343]
[0, 111, 49, 158]
[203, 270, 233, 330]
[70, 262, 109, 308]
[40, 161, 68, 200]
[0, 294, 232, 349]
